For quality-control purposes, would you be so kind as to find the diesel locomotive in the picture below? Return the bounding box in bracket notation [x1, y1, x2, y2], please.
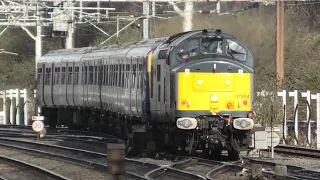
[36, 29, 255, 159]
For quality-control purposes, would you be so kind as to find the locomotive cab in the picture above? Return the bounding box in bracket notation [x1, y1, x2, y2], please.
[167, 29, 255, 158]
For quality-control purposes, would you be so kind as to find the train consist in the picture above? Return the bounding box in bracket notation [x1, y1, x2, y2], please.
[36, 29, 255, 159]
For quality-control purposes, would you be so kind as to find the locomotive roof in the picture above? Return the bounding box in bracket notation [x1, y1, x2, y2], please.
[38, 29, 251, 63]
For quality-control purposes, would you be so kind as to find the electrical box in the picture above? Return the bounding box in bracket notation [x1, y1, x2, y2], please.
[249, 131, 268, 150]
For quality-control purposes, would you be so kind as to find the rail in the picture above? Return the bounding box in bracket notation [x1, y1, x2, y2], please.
[0, 154, 69, 180]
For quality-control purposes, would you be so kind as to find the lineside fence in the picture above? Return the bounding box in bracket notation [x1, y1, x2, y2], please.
[257, 90, 320, 149]
[0, 88, 319, 149]
[0, 89, 37, 126]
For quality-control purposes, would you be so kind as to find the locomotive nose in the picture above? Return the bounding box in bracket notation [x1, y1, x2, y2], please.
[175, 60, 251, 116]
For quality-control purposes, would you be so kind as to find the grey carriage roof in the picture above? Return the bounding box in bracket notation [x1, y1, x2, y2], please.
[38, 37, 169, 63]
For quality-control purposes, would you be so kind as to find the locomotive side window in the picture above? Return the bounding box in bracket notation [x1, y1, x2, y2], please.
[74, 66, 79, 85]
[226, 39, 247, 61]
[61, 67, 66, 85]
[200, 36, 223, 54]
[37, 68, 42, 85]
[89, 66, 93, 85]
[177, 38, 199, 60]
[67, 67, 73, 85]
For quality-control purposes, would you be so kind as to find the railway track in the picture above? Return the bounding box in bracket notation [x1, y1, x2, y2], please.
[0, 137, 206, 180]
[240, 157, 320, 180]
[0, 126, 119, 139]
[2, 125, 320, 179]
[274, 144, 320, 158]
[0, 154, 69, 180]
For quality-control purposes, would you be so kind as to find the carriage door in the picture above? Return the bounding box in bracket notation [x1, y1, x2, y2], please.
[43, 63, 53, 106]
[82, 60, 89, 107]
[52, 62, 60, 106]
[60, 59, 67, 106]
[155, 59, 166, 121]
[36, 64, 45, 106]
[66, 61, 74, 106]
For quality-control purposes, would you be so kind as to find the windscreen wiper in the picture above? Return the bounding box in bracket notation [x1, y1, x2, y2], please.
[226, 50, 235, 58]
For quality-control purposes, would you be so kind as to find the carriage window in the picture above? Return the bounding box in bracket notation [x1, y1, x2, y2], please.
[54, 68, 57, 85]
[105, 65, 109, 86]
[110, 65, 114, 87]
[200, 36, 223, 54]
[226, 39, 247, 61]
[98, 66, 102, 85]
[132, 64, 136, 88]
[122, 65, 125, 88]
[125, 64, 130, 88]
[37, 68, 42, 85]
[94, 66, 98, 85]
[53, 67, 60, 85]
[57, 67, 60, 84]
[115, 65, 118, 87]
[81, 66, 84, 85]
[102, 65, 105, 86]
[67, 67, 73, 85]
[84, 66, 88, 85]
[138, 64, 142, 72]
[156, 65, 160, 82]
[89, 66, 93, 85]
[138, 64, 143, 90]
[61, 67, 66, 85]
[177, 38, 199, 60]
[74, 66, 79, 85]
[45, 67, 51, 85]
[119, 64, 122, 87]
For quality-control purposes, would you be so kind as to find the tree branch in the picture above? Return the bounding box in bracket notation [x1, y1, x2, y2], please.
[168, 2, 184, 17]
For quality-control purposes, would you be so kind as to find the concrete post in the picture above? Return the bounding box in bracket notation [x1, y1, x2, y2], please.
[9, 89, 15, 124]
[251, 163, 263, 179]
[15, 88, 21, 125]
[275, 165, 287, 180]
[107, 143, 125, 180]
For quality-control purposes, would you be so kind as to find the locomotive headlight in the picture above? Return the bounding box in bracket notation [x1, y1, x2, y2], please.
[233, 118, 254, 130]
[226, 80, 230, 86]
[197, 80, 203, 86]
[211, 95, 218, 102]
[176, 117, 197, 130]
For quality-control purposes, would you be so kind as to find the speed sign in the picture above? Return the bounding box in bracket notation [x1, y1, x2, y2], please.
[32, 120, 44, 132]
